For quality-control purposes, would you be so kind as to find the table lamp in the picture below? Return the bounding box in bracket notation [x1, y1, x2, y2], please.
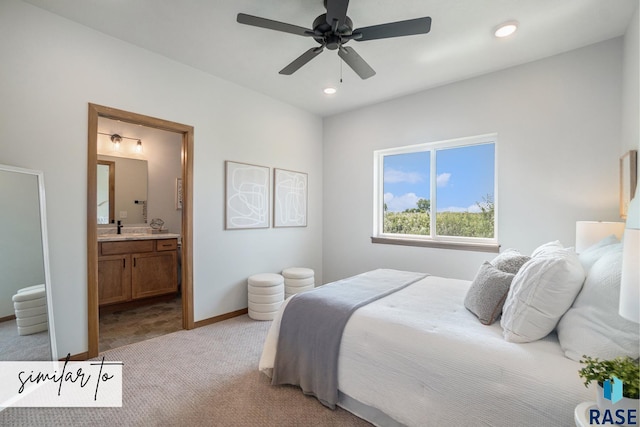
[619, 185, 639, 323]
[575, 221, 625, 253]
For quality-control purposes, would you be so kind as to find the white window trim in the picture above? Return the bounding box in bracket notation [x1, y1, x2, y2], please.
[373, 133, 499, 252]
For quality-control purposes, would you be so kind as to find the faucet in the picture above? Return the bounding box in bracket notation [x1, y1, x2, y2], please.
[117, 220, 122, 235]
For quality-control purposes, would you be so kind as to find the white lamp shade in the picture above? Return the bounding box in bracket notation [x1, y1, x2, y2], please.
[575, 221, 625, 253]
[619, 185, 639, 323]
[619, 228, 639, 322]
[626, 185, 640, 229]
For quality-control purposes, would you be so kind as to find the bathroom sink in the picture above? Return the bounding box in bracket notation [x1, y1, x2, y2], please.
[98, 233, 150, 241]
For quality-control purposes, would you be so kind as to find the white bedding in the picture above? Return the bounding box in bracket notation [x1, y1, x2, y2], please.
[260, 273, 593, 427]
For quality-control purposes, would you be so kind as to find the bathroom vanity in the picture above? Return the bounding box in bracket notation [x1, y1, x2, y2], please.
[97, 234, 180, 307]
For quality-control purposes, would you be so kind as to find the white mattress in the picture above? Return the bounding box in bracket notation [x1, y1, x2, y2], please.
[260, 274, 593, 426]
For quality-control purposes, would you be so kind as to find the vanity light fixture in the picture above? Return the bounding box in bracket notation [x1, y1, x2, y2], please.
[494, 21, 518, 38]
[110, 134, 122, 150]
[99, 132, 143, 153]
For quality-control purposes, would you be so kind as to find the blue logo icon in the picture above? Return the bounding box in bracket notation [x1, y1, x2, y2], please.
[603, 376, 624, 404]
[589, 376, 637, 425]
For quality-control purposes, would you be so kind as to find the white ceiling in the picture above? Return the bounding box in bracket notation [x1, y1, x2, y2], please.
[24, 0, 637, 117]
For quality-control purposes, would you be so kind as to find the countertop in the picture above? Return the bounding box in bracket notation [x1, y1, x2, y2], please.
[97, 233, 181, 242]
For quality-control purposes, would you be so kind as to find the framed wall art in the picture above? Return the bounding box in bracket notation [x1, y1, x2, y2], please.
[273, 168, 307, 227]
[620, 150, 638, 219]
[225, 161, 270, 229]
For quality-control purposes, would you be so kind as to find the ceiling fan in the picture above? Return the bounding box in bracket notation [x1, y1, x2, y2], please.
[237, 0, 432, 80]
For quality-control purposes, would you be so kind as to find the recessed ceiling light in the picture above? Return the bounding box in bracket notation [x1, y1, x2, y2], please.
[323, 87, 337, 95]
[494, 21, 518, 38]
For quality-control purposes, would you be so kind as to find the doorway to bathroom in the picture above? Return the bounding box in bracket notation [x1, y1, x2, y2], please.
[87, 103, 194, 359]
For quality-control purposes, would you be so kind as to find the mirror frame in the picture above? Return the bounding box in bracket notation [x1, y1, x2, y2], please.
[97, 159, 115, 224]
[0, 164, 57, 360]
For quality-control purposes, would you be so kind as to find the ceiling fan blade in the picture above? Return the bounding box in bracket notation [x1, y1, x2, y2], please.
[354, 17, 432, 41]
[279, 47, 324, 75]
[237, 13, 312, 37]
[325, 0, 350, 28]
[338, 46, 375, 80]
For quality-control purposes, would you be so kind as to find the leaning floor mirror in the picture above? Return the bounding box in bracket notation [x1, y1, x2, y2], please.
[0, 164, 56, 361]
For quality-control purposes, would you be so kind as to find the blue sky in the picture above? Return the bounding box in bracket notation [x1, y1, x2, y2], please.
[383, 143, 494, 212]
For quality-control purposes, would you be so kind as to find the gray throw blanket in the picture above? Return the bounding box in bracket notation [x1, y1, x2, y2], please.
[271, 269, 428, 409]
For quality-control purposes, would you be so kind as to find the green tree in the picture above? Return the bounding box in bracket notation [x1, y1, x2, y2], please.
[476, 193, 494, 215]
[402, 198, 430, 213]
[417, 198, 430, 212]
[476, 193, 494, 236]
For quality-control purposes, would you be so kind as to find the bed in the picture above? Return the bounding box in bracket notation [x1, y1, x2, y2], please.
[259, 239, 639, 426]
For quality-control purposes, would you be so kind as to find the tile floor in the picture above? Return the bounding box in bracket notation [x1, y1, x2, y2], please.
[99, 296, 182, 352]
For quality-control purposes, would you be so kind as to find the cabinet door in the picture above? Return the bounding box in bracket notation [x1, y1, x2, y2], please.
[131, 252, 178, 300]
[98, 254, 131, 305]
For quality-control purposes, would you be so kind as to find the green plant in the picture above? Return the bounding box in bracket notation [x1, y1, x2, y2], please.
[383, 196, 495, 238]
[578, 356, 639, 399]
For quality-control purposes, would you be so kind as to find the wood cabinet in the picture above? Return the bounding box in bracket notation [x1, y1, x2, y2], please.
[97, 254, 131, 305]
[98, 238, 178, 307]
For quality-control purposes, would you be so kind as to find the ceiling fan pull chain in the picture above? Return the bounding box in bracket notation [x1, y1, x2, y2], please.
[340, 57, 343, 83]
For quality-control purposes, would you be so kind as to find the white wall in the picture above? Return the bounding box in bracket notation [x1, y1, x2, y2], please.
[0, 0, 323, 358]
[145, 133, 183, 235]
[322, 38, 623, 283]
[622, 4, 639, 162]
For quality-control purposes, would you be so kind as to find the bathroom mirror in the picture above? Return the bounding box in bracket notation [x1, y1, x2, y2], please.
[0, 164, 56, 361]
[97, 154, 148, 225]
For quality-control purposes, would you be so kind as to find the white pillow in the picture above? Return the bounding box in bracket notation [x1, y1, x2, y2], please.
[557, 246, 639, 361]
[501, 247, 585, 343]
[578, 235, 620, 273]
[531, 240, 564, 258]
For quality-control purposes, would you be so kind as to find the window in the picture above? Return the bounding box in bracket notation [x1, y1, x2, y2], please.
[373, 134, 498, 251]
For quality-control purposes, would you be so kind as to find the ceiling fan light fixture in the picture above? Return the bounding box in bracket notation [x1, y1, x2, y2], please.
[323, 87, 337, 95]
[494, 21, 518, 38]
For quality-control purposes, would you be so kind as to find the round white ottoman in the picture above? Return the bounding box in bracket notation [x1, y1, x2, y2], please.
[282, 267, 315, 299]
[247, 273, 284, 321]
[12, 284, 48, 336]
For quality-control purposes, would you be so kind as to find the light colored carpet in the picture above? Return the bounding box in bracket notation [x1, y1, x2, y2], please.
[0, 319, 51, 361]
[0, 315, 372, 426]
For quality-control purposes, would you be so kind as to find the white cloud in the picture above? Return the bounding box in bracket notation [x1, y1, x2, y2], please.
[438, 206, 466, 213]
[383, 192, 395, 204]
[384, 192, 420, 212]
[467, 204, 482, 213]
[436, 172, 451, 187]
[384, 168, 424, 184]
[437, 204, 482, 213]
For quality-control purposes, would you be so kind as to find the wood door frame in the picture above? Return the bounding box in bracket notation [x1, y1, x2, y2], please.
[87, 103, 194, 359]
